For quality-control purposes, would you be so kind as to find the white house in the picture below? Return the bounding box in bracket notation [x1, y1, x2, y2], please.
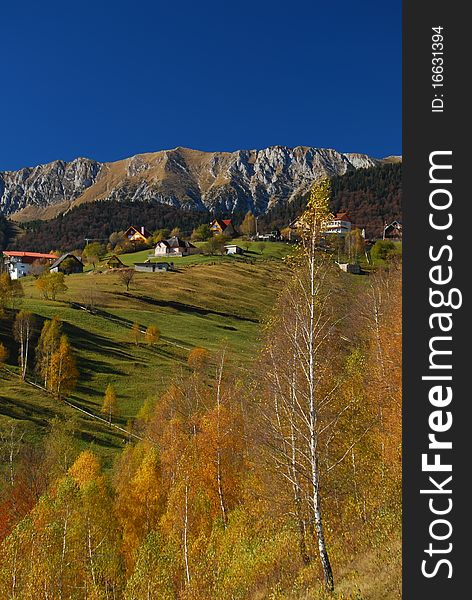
[2, 251, 58, 279]
[323, 212, 352, 235]
[154, 236, 200, 257]
[224, 244, 244, 255]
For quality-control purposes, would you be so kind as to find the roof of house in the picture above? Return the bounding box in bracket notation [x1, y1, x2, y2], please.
[50, 253, 84, 270]
[385, 220, 402, 229]
[333, 212, 351, 222]
[135, 261, 171, 266]
[211, 218, 233, 230]
[106, 254, 125, 265]
[3, 251, 58, 260]
[125, 225, 151, 238]
[163, 236, 196, 249]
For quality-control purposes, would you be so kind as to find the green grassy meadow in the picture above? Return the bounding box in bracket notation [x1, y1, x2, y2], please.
[116, 238, 293, 267]
[1, 249, 291, 464]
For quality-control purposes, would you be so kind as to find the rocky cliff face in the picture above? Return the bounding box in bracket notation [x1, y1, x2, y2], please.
[0, 146, 382, 221]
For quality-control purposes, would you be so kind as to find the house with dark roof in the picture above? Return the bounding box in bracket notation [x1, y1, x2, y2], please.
[224, 244, 244, 255]
[209, 219, 236, 236]
[124, 226, 151, 243]
[134, 261, 174, 273]
[383, 220, 402, 240]
[49, 254, 84, 274]
[106, 255, 126, 269]
[154, 236, 200, 257]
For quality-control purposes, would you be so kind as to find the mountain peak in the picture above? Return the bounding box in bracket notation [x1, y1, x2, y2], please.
[0, 145, 387, 222]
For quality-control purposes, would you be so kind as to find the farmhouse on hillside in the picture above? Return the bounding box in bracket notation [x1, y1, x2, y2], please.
[154, 236, 200, 257]
[134, 261, 174, 273]
[124, 226, 151, 243]
[209, 219, 236, 236]
[288, 211, 365, 240]
[383, 220, 402, 240]
[2, 251, 58, 279]
[49, 253, 84, 274]
[323, 212, 353, 235]
[106, 255, 125, 269]
[255, 230, 281, 242]
[224, 244, 244, 255]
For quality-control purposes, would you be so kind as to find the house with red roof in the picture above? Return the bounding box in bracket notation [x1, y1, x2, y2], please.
[2, 251, 58, 279]
[209, 218, 236, 236]
[323, 212, 353, 235]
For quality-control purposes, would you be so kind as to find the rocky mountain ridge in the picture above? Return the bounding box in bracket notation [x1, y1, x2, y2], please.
[0, 146, 392, 221]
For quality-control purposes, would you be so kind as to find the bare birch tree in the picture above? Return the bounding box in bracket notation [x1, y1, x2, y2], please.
[256, 178, 338, 590]
[13, 311, 34, 380]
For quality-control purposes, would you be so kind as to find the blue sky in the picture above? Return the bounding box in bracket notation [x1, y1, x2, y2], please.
[0, 1, 401, 171]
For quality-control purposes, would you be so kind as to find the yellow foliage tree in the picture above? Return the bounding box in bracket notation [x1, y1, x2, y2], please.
[101, 384, 118, 423]
[187, 347, 211, 372]
[298, 176, 333, 249]
[114, 445, 164, 567]
[131, 322, 141, 346]
[144, 325, 160, 347]
[35, 316, 62, 389]
[0, 342, 8, 366]
[68, 449, 102, 488]
[49, 334, 78, 398]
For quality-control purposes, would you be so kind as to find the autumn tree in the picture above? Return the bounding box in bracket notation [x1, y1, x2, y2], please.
[255, 177, 337, 591]
[42, 417, 79, 480]
[240, 211, 257, 238]
[49, 334, 78, 399]
[67, 450, 123, 595]
[371, 239, 397, 262]
[131, 322, 141, 346]
[109, 230, 127, 251]
[125, 531, 178, 600]
[101, 384, 118, 424]
[114, 444, 165, 567]
[203, 234, 227, 255]
[345, 228, 364, 262]
[357, 263, 402, 478]
[119, 268, 135, 291]
[30, 259, 48, 278]
[35, 316, 62, 389]
[35, 271, 68, 301]
[153, 228, 171, 243]
[0, 273, 23, 314]
[0, 343, 8, 368]
[47, 271, 67, 300]
[187, 347, 211, 372]
[13, 310, 34, 379]
[170, 226, 181, 237]
[34, 275, 49, 300]
[83, 242, 106, 268]
[144, 325, 160, 347]
[197, 350, 244, 528]
[191, 223, 212, 241]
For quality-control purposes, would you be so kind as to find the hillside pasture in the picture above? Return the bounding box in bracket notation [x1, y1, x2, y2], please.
[0, 258, 289, 462]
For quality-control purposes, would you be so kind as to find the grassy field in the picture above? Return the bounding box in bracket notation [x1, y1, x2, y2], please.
[115, 238, 293, 267]
[1, 250, 290, 464]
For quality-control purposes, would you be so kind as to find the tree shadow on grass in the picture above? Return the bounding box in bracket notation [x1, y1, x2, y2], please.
[116, 293, 259, 323]
[0, 395, 59, 426]
[77, 428, 123, 449]
[61, 321, 134, 363]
